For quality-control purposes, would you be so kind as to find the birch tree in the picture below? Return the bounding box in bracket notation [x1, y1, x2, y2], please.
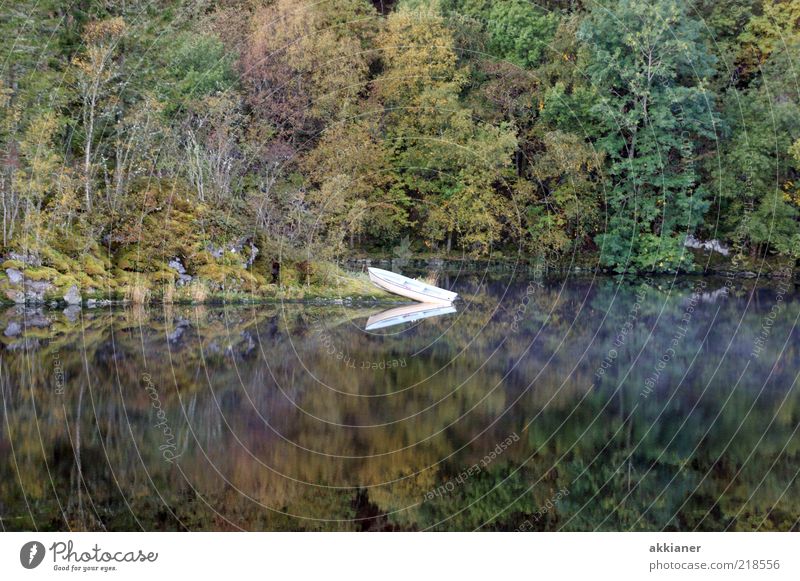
[72, 17, 126, 212]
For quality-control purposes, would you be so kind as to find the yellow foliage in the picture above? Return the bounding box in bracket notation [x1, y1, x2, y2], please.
[375, 4, 465, 103]
[81, 17, 126, 45]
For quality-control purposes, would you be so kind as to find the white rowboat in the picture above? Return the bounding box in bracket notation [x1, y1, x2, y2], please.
[367, 267, 458, 305]
[365, 303, 457, 331]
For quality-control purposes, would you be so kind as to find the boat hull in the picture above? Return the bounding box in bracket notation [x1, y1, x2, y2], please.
[367, 268, 457, 305]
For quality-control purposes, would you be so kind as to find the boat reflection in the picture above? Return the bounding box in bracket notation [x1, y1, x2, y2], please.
[365, 302, 457, 330]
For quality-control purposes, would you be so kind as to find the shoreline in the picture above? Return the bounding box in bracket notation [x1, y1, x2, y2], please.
[2, 248, 797, 309]
[0, 266, 796, 309]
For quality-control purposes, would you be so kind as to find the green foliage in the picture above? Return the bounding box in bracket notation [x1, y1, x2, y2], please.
[375, 4, 519, 253]
[712, 41, 800, 255]
[164, 33, 235, 113]
[304, 119, 410, 250]
[746, 189, 800, 258]
[2, 0, 800, 286]
[579, 0, 717, 272]
[438, 0, 558, 68]
[475, 0, 558, 67]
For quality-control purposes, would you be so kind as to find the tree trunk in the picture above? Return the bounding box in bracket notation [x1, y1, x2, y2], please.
[84, 92, 96, 212]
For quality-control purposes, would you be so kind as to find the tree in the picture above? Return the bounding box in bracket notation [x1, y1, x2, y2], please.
[242, 0, 377, 144]
[444, 121, 518, 254]
[694, 0, 757, 88]
[304, 119, 408, 251]
[737, 0, 800, 80]
[712, 37, 800, 258]
[164, 32, 236, 116]
[13, 112, 71, 248]
[0, 0, 71, 245]
[180, 93, 244, 205]
[375, 2, 464, 105]
[448, 0, 558, 68]
[579, 0, 717, 272]
[519, 131, 605, 255]
[110, 96, 168, 211]
[376, 3, 518, 253]
[72, 17, 126, 212]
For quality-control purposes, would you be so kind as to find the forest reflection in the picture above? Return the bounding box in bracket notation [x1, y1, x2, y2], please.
[1, 273, 798, 531]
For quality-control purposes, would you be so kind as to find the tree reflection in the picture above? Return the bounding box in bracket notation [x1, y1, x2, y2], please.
[1, 275, 798, 530]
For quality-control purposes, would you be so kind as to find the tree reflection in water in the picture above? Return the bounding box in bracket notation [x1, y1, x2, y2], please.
[1, 274, 798, 531]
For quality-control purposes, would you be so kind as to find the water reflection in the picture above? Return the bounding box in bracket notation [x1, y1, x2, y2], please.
[0, 273, 798, 531]
[365, 303, 457, 331]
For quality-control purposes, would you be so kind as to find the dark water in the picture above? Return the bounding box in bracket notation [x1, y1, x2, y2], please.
[1, 271, 799, 531]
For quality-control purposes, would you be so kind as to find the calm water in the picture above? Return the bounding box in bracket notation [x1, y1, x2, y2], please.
[1, 270, 799, 531]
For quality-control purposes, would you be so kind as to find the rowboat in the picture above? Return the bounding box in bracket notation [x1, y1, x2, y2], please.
[367, 267, 458, 305]
[365, 303, 457, 331]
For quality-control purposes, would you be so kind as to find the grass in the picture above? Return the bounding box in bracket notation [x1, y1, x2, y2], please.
[125, 278, 151, 305]
[187, 281, 209, 303]
[419, 271, 439, 286]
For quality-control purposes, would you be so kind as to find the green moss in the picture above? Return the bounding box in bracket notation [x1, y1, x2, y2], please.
[116, 250, 161, 273]
[39, 246, 73, 273]
[150, 270, 177, 283]
[0, 201, 395, 305]
[52, 273, 79, 289]
[196, 263, 260, 286]
[82, 254, 108, 277]
[2, 259, 26, 270]
[23, 266, 60, 282]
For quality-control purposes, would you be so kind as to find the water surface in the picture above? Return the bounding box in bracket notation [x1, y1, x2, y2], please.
[1, 271, 798, 531]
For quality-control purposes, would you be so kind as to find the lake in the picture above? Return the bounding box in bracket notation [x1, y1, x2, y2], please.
[1, 269, 798, 531]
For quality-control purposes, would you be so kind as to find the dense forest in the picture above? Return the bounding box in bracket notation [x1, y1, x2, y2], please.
[2, 0, 800, 302]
